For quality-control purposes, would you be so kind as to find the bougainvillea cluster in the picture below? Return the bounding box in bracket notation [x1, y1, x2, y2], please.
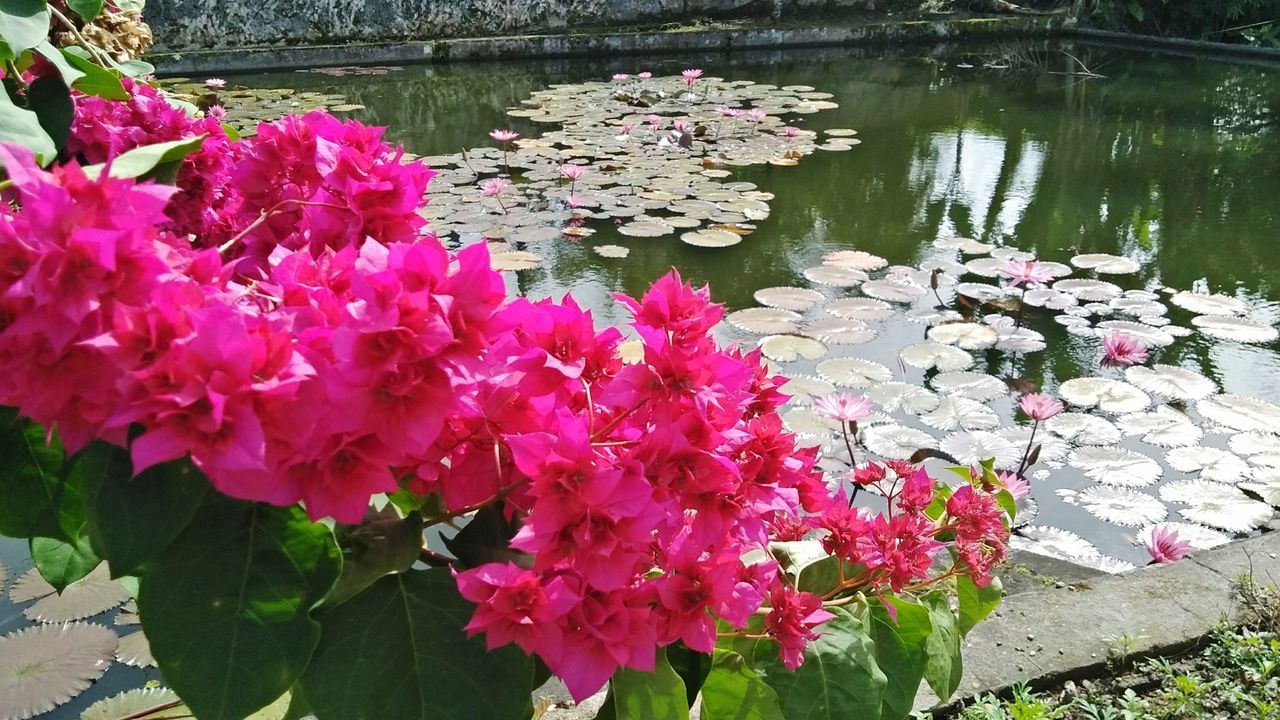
[0, 81, 1012, 703]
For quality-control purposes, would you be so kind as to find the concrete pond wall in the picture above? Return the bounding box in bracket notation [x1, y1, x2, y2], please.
[143, 0, 876, 51]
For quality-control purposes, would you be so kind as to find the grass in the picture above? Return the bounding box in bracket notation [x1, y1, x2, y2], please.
[922, 574, 1280, 720]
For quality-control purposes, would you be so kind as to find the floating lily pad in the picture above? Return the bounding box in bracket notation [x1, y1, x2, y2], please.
[927, 322, 999, 350]
[1169, 291, 1247, 316]
[1068, 446, 1162, 487]
[1191, 315, 1279, 344]
[489, 250, 544, 271]
[899, 343, 974, 373]
[1058, 377, 1151, 414]
[816, 357, 893, 388]
[81, 688, 183, 720]
[1046, 413, 1122, 446]
[867, 382, 941, 415]
[825, 297, 893, 322]
[1078, 486, 1166, 527]
[823, 250, 887, 271]
[725, 307, 802, 334]
[1165, 446, 1252, 484]
[1124, 365, 1217, 402]
[754, 286, 825, 312]
[802, 266, 867, 287]
[0, 623, 118, 720]
[799, 317, 876, 345]
[12, 565, 131, 623]
[862, 424, 939, 460]
[1070, 253, 1141, 274]
[758, 334, 827, 362]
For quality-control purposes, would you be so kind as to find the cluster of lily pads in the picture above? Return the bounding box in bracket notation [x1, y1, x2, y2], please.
[413, 72, 857, 269]
[715, 238, 1280, 573]
[0, 559, 190, 720]
[158, 79, 363, 135]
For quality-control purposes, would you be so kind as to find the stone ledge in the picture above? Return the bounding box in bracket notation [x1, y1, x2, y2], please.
[146, 15, 1058, 75]
[917, 530, 1280, 713]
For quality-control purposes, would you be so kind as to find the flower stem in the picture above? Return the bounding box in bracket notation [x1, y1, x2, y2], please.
[1017, 420, 1039, 476]
[841, 422, 862, 506]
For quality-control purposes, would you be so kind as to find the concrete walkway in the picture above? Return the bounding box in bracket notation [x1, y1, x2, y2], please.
[919, 530, 1280, 712]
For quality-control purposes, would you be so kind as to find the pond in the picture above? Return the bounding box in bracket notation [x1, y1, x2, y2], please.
[4, 39, 1280, 719]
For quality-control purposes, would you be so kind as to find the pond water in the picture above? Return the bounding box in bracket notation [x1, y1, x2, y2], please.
[5, 40, 1280, 719]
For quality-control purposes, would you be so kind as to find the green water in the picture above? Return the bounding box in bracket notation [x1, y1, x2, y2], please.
[244, 42, 1280, 399]
[5, 41, 1280, 718]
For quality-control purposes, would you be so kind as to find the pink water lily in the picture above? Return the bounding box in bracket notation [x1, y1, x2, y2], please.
[999, 259, 1054, 287]
[204, 78, 226, 89]
[1102, 332, 1149, 367]
[489, 129, 519, 143]
[812, 392, 873, 423]
[681, 68, 704, 87]
[1145, 526, 1192, 563]
[1018, 393, 1064, 421]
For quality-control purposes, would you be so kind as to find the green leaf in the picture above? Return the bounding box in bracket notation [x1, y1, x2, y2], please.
[81, 450, 209, 578]
[757, 607, 887, 720]
[920, 591, 963, 701]
[60, 49, 128, 100]
[33, 41, 83, 86]
[82, 134, 208, 181]
[0, 0, 50, 56]
[869, 598, 933, 720]
[114, 58, 153, 78]
[610, 648, 689, 720]
[996, 489, 1017, 524]
[0, 409, 84, 540]
[302, 568, 535, 720]
[326, 507, 423, 607]
[0, 83, 55, 164]
[26, 74, 72, 153]
[30, 533, 98, 591]
[114, 0, 144, 11]
[700, 650, 785, 720]
[956, 574, 1003, 637]
[666, 641, 712, 707]
[441, 502, 528, 570]
[137, 497, 342, 720]
[67, 0, 103, 21]
[770, 541, 857, 595]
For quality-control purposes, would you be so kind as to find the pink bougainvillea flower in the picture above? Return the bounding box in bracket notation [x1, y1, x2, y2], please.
[1102, 332, 1149, 367]
[455, 563, 579, 655]
[999, 259, 1054, 287]
[764, 585, 833, 670]
[1019, 393, 1064, 421]
[1145, 526, 1192, 564]
[811, 392, 873, 423]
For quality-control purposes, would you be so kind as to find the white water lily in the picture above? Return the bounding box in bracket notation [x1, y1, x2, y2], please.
[1067, 446, 1162, 487]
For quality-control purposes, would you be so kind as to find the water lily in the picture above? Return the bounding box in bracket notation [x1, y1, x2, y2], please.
[1019, 393, 1064, 421]
[999, 259, 1054, 287]
[559, 164, 587, 194]
[479, 177, 510, 213]
[489, 129, 520, 172]
[204, 78, 226, 89]
[1144, 526, 1192, 564]
[813, 392, 873, 423]
[1102, 332, 1150, 367]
